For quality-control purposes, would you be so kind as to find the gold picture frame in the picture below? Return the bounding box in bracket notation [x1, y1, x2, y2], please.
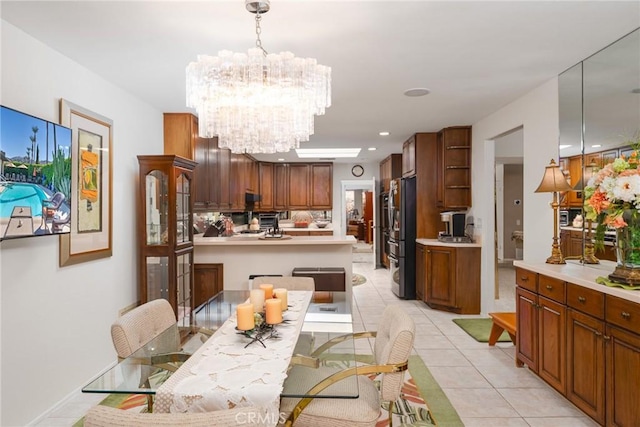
[59, 100, 113, 266]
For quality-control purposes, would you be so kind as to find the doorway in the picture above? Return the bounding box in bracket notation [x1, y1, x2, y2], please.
[341, 179, 377, 266]
[493, 127, 523, 311]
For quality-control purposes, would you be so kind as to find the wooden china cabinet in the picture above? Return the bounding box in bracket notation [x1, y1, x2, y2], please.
[137, 155, 197, 325]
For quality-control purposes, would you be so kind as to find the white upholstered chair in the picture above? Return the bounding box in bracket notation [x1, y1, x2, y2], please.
[83, 405, 269, 427]
[110, 298, 178, 361]
[280, 304, 415, 427]
[252, 276, 316, 291]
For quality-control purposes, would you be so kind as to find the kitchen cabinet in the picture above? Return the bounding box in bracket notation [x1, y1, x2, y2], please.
[567, 155, 583, 207]
[229, 154, 257, 211]
[584, 152, 603, 168]
[515, 270, 566, 394]
[274, 164, 288, 210]
[415, 243, 426, 301]
[288, 164, 310, 209]
[258, 162, 274, 211]
[194, 263, 223, 308]
[137, 155, 196, 323]
[413, 133, 443, 239]
[163, 113, 232, 211]
[422, 243, 480, 314]
[272, 162, 333, 211]
[437, 126, 472, 209]
[310, 163, 332, 209]
[516, 266, 640, 426]
[379, 154, 402, 193]
[602, 149, 618, 165]
[560, 229, 583, 258]
[402, 135, 416, 177]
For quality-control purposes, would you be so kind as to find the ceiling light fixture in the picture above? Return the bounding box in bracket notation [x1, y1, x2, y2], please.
[295, 148, 361, 158]
[186, 0, 331, 154]
[379, 131, 390, 136]
[368, 147, 377, 151]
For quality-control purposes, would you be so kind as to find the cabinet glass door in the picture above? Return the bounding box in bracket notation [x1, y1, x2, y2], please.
[176, 251, 192, 325]
[145, 170, 168, 245]
[146, 256, 169, 301]
[176, 173, 191, 244]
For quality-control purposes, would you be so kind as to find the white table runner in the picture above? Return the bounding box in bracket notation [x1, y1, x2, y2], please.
[154, 291, 311, 420]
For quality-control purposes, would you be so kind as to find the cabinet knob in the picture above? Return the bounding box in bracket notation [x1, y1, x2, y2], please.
[595, 331, 602, 337]
[603, 335, 611, 341]
[621, 311, 631, 319]
[577, 296, 586, 303]
[520, 276, 529, 281]
[545, 285, 553, 290]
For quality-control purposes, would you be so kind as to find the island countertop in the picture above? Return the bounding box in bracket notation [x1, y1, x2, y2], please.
[194, 234, 354, 246]
[194, 234, 355, 301]
[416, 238, 481, 248]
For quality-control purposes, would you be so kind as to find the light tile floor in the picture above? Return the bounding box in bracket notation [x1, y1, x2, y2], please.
[37, 261, 598, 426]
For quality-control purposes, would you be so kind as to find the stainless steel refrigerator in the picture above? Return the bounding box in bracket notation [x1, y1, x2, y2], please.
[388, 176, 416, 299]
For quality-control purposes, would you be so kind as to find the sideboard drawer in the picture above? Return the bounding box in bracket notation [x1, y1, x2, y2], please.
[567, 283, 605, 319]
[606, 295, 640, 335]
[538, 275, 565, 303]
[515, 267, 537, 292]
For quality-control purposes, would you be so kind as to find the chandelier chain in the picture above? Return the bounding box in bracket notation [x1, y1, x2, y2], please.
[255, 13, 268, 56]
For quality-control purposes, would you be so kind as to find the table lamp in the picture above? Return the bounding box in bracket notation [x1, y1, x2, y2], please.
[535, 159, 573, 264]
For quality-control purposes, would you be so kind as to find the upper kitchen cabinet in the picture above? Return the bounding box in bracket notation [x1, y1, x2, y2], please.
[273, 162, 333, 211]
[163, 113, 197, 159]
[288, 164, 310, 209]
[402, 135, 417, 177]
[380, 154, 402, 193]
[310, 163, 333, 209]
[437, 126, 472, 209]
[258, 162, 274, 211]
[229, 154, 258, 211]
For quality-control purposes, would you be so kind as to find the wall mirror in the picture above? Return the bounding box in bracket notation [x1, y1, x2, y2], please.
[558, 28, 640, 263]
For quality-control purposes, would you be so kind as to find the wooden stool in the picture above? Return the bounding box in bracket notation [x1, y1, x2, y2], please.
[488, 312, 516, 346]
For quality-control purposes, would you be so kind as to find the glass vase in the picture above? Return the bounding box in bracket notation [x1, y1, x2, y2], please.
[609, 209, 640, 286]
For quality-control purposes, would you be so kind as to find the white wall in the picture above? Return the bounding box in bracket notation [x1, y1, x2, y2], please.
[1, 21, 163, 426]
[470, 78, 559, 314]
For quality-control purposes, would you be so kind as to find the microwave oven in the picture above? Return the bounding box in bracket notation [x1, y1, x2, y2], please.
[559, 210, 569, 226]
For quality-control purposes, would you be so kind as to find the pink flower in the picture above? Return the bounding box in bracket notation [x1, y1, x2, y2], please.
[605, 214, 627, 229]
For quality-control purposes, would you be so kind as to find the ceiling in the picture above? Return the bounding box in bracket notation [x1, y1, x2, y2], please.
[2, 1, 639, 164]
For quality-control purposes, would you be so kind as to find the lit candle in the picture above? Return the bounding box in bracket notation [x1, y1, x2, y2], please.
[236, 303, 255, 331]
[274, 288, 288, 311]
[265, 298, 283, 324]
[259, 283, 274, 300]
[250, 289, 265, 313]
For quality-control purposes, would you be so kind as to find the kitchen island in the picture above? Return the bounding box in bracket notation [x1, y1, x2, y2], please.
[194, 234, 356, 301]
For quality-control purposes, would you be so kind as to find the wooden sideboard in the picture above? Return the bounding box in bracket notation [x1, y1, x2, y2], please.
[514, 261, 640, 426]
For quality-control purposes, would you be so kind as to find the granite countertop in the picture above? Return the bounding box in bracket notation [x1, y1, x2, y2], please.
[194, 234, 353, 246]
[416, 238, 481, 248]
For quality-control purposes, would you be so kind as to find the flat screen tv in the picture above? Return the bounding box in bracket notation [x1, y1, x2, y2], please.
[0, 105, 72, 241]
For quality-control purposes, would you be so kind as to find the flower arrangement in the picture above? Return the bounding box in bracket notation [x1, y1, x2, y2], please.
[584, 137, 640, 268]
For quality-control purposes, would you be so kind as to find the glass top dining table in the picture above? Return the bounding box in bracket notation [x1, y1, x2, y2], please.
[83, 290, 359, 404]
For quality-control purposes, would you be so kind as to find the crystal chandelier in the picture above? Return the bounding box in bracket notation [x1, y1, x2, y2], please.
[186, 0, 331, 154]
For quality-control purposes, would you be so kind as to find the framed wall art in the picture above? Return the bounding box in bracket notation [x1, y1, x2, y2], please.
[59, 99, 113, 266]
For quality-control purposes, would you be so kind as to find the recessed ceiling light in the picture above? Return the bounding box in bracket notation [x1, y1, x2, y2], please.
[591, 144, 602, 148]
[379, 131, 390, 136]
[368, 147, 377, 151]
[295, 148, 361, 158]
[277, 158, 285, 161]
[559, 144, 572, 150]
[403, 88, 431, 97]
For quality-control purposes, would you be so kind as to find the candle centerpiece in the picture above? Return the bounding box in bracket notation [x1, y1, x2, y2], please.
[236, 297, 285, 348]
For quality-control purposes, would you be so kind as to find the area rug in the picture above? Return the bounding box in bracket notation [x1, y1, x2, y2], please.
[452, 317, 511, 343]
[352, 273, 367, 286]
[74, 355, 462, 426]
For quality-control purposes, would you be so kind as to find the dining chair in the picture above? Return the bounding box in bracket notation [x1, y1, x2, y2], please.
[83, 404, 268, 427]
[111, 298, 178, 361]
[252, 276, 316, 291]
[280, 304, 415, 427]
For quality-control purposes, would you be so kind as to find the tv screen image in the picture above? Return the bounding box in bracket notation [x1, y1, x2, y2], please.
[0, 106, 72, 241]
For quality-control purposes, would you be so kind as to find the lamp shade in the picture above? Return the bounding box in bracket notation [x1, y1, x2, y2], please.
[535, 159, 573, 193]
